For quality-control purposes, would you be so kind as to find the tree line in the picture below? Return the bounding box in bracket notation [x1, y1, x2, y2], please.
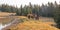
[0, 2, 57, 17]
[0, 1, 60, 28]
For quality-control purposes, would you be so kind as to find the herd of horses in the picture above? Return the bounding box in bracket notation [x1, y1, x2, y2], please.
[27, 14, 39, 20]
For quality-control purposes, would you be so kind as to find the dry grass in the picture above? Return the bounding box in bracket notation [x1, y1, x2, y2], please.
[0, 12, 59, 30]
[0, 12, 16, 24]
[10, 20, 59, 30]
[0, 17, 13, 25]
[1, 17, 59, 30]
[12, 16, 27, 19]
[0, 12, 16, 17]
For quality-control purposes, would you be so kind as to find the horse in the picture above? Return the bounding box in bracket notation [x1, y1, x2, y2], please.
[27, 14, 39, 20]
[27, 14, 34, 19]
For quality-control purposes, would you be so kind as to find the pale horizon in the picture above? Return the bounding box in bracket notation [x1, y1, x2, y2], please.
[0, 0, 60, 7]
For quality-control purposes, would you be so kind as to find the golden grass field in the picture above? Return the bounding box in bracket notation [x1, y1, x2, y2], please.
[0, 12, 60, 30]
[0, 12, 16, 24]
[9, 20, 59, 30]
[0, 12, 16, 17]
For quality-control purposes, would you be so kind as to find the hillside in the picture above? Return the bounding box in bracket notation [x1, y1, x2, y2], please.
[0, 12, 59, 30]
[2, 20, 59, 30]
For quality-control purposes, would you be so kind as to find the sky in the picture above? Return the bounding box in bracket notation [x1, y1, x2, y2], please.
[0, 0, 60, 7]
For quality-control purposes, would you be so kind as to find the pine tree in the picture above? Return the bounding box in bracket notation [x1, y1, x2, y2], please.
[54, 5, 60, 29]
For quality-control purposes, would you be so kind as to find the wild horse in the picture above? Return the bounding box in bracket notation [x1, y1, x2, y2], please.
[27, 14, 39, 20]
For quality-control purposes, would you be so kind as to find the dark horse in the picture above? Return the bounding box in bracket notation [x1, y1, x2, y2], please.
[27, 14, 39, 20]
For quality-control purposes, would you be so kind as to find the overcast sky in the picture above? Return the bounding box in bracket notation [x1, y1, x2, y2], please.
[0, 0, 60, 7]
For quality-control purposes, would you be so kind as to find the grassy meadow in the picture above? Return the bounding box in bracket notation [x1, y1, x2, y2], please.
[0, 12, 60, 30]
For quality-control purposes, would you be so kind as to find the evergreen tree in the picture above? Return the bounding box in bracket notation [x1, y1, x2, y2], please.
[54, 5, 60, 29]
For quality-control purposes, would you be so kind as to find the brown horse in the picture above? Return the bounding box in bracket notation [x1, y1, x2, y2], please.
[27, 14, 39, 20]
[27, 14, 34, 19]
